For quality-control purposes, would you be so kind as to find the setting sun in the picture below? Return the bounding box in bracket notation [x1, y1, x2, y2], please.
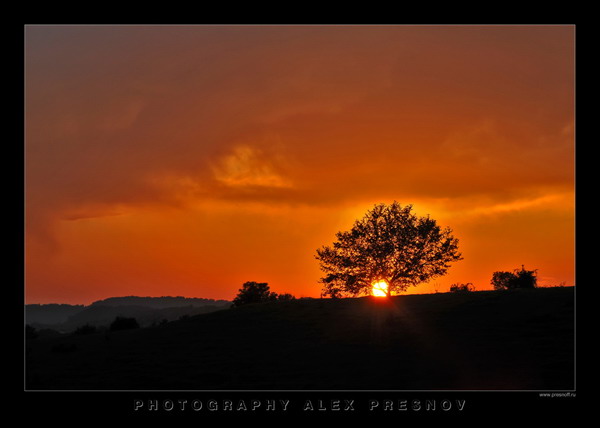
[372, 280, 389, 297]
[25, 25, 574, 305]
[24, 24, 575, 398]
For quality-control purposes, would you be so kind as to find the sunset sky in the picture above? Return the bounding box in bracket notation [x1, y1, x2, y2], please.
[25, 25, 575, 305]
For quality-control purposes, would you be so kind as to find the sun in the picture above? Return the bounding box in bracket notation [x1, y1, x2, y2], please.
[371, 280, 389, 297]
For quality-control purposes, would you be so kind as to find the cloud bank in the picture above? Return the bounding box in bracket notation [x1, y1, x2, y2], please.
[25, 25, 575, 303]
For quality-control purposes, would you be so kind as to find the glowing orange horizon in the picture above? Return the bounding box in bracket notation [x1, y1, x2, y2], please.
[25, 25, 574, 305]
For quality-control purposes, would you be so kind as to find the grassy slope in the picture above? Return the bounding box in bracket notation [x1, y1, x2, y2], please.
[25, 287, 575, 390]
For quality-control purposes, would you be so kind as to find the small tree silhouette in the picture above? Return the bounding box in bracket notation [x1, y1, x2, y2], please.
[491, 265, 537, 290]
[232, 281, 279, 307]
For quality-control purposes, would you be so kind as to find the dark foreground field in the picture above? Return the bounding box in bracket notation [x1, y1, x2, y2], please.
[25, 287, 575, 390]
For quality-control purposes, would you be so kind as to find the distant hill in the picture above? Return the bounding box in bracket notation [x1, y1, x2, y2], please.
[62, 303, 229, 330]
[25, 304, 85, 325]
[90, 295, 230, 309]
[25, 296, 231, 331]
[26, 287, 575, 390]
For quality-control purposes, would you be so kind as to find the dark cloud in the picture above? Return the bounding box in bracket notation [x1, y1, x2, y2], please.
[26, 26, 573, 217]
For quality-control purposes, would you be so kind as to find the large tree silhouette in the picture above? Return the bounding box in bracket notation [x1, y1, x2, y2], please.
[315, 202, 462, 297]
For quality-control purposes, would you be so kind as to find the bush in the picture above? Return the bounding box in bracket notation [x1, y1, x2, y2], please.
[491, 265, 537, 290]
[449, 283, 474, 293]
[232, 282, 297, 307]
[232, 282, 278, 307]
[109, 316, 140, 332]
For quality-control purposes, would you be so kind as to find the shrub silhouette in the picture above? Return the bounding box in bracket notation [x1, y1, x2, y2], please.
[109, 316, 140, 331]
[232, 281, 279, 307]
[491, 265, 537, 290]
[449, 282, 474, 293]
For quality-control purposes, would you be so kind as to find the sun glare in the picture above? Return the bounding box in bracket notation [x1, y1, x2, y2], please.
[372, 280, 389, 297]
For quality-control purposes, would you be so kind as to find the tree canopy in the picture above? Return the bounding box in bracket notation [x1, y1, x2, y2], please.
[232, 281, 296, 307]
[315, 202, 462, 297]
[491, 265, 537, 290]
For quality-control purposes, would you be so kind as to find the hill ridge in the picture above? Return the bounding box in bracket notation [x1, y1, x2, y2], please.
[26, 295, 232, 330]
[26, 287, 574, 390]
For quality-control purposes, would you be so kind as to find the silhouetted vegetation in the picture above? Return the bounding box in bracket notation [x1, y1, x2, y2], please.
[316, 201, 462, 297]
[277, 293, 296, 301]
[231, 282, 296, 307]
[109, 316, 140, 332]
[26, 296, 231, 332]
[232, 282, 278, 307]
[491, 265, 537, 290]
[26, 287, 574, 390]
[449, 282, 474, 293]
[90, 296, 230, 309]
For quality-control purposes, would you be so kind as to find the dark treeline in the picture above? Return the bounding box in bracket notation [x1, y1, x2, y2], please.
[90, 296, 230, 308]
[26, 296, 231, 332]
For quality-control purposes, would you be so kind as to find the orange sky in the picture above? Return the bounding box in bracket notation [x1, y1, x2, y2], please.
[25, 25, 575, 304]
